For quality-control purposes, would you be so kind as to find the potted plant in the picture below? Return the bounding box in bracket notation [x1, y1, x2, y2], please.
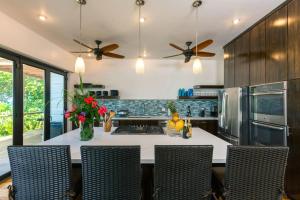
[65, 75, 107, 141]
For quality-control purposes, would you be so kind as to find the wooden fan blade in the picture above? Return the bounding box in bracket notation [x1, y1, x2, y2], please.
[163, 53, 183, 58]
[169, 43, 184, 51]
[73, 39, 94, 50]
[71, 51, 92, 53]
[192, 39, 213, 52]
[100, 44, 119, 52]
[196, 52, 216, 57]
[103, 52, 125, 59]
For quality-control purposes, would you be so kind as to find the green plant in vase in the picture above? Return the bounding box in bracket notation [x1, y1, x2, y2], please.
[65, 75, 107, 141]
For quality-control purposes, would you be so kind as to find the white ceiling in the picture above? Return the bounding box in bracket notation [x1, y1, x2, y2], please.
[0, 0, 285, 59]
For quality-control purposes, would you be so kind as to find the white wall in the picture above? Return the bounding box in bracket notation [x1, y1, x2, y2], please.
[0, 11, 75, 72]
[69, 58, 224, 99]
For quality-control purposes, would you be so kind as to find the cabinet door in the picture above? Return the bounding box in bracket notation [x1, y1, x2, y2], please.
[266, 5, 288, 83]
[288, 0, 300, 80]
[224, 43, 235, 88]
[234, 32, 250, 87]
[250, 20, 266, 85]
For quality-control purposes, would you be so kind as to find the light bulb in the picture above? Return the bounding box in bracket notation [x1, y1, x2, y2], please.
[75, 56, 85, 74]
[135, 57, 145, 74]
[38, 15, 47, 21]
[193, 58, 202, 74]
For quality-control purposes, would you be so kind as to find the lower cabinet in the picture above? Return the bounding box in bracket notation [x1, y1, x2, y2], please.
[191, 120, 218, 135]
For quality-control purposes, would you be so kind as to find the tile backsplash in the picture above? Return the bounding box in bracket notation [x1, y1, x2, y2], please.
[98, 99, 218, 117]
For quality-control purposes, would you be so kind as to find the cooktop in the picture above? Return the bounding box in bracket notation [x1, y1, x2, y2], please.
[111, 125, 165, 135]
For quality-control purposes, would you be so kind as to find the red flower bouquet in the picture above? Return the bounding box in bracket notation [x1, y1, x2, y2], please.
[65, 75, 107, 141]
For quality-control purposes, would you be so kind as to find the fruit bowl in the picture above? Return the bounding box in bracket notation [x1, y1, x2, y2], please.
[166, 112, 184, 136]
[165, 128, 182, 137]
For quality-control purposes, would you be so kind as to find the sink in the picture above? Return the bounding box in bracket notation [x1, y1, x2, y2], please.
[127, 116, 151, 118]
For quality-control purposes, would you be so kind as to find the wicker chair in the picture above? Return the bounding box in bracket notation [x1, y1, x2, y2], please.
[7, 145, 75, 200]
[80, 146, 141, 200]
[222, 146, 289, 200]
[153, 145, 213, 200]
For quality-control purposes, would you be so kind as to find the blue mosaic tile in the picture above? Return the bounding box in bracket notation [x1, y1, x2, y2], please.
[97, 99, 218, 117]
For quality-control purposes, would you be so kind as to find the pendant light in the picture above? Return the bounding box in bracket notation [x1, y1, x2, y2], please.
[74, 0, 86, 74]
[192, 0, 202, 74]
[135, 0, 145, 74]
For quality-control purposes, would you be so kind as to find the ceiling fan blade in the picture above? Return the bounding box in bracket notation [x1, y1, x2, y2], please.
[196, 52, 216, 57]
[73, 39, 94, 50]
[169, 43, 185, 51]
[100, 44, 119, 52]
[163, 53, 183, 58]
[70, 51, 92, 53]
[192, 39, 213, 52]
[103, 52, 125, 59]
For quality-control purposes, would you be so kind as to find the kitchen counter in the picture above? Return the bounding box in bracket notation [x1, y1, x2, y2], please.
[41, 127, 230, 164]
[112, 116, 218, 120]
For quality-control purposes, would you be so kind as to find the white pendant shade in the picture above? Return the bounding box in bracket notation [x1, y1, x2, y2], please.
[193, 57, 202, 74]
[75, 56, 85, 74]
[135, 57, 145, 74]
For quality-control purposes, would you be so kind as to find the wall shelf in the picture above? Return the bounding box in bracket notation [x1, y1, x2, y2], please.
[178, 96, 218, 100]
[96, 96, 120, 100]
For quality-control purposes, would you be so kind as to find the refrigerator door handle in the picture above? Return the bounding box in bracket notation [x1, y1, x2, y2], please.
[224, 93, 229, 131]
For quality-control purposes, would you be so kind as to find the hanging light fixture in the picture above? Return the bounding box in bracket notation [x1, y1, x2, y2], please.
[74, 0, 86, 74]
[135, 0, 145, 74]
[192, 0, 203, 74]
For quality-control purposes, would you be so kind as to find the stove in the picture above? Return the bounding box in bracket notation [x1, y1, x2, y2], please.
[111, 125, 165, 135]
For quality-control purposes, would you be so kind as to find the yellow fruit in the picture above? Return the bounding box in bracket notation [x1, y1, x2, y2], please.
[168, 120, 176, 129]
[175, 120, 184, 132]
[172, 112, 180, 122]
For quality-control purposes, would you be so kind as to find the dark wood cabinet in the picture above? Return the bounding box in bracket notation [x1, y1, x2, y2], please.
[266, 5, 288, 83]
[250, 20, 266, 85]
[224, 42, 235, 88]
[191, 120, 218, 135]
[234, 32, 250, 87]
[288, 0, 300, 80]
[286, 79, 300, 198]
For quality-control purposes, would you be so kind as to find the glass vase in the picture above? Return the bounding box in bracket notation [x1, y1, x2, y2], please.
[80, 121, 94, 141]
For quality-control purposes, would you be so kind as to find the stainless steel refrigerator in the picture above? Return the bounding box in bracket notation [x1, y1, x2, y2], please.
[218, 87, 249, 145]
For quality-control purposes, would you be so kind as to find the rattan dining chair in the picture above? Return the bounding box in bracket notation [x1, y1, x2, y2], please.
[153, 145, 213, 200]
[7, 145, 75, 200]
[80, 145, 141, 200]
[220, 146, 289, 200]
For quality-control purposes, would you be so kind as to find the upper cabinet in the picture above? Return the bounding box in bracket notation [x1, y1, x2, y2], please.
[288, 0, 300, 80]
[265, 5, 288, 83]
[224, 42, 235, 88]
[250, 20, 266, 85]
[234, 32, 250, 87]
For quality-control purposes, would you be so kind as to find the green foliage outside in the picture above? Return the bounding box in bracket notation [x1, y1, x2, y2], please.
[0, 71, 44, 136]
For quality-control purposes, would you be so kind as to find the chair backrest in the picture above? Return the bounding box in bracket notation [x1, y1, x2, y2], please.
[224, 146, 289, 200]
[81, 146, 141, 200]
[154, 145, 213, 200]
[8, 145, 72, 200]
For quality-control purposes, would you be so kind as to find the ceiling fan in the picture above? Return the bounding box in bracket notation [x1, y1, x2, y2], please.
[163, 39, 215, 63]
[71, 39, 125, 60]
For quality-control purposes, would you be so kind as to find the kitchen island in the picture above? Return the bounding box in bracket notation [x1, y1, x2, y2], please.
[41, 127, 230, 164]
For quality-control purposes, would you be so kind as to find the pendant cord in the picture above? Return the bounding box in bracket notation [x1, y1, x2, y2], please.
[138, 5, 141, 58]
[195, 7, 198, 57]
[79, 3, 82, 56]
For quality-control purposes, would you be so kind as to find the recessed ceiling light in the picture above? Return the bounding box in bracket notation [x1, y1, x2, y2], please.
[140, 17, 145, 23]
[233, 18, 240, 25]
[87, 53, 92, 57]
[38, 15, 47, 21]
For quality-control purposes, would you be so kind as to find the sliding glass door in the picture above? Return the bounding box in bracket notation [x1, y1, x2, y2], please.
[50, 72, 65, 138]
[0, 48, 67, 179]
[0, 57, 14, 177]
[23, 64, 45, 145]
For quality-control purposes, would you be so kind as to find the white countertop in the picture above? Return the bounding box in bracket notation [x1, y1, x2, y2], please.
[112, 116, 218, 120]
[41, 127, 230, 164]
